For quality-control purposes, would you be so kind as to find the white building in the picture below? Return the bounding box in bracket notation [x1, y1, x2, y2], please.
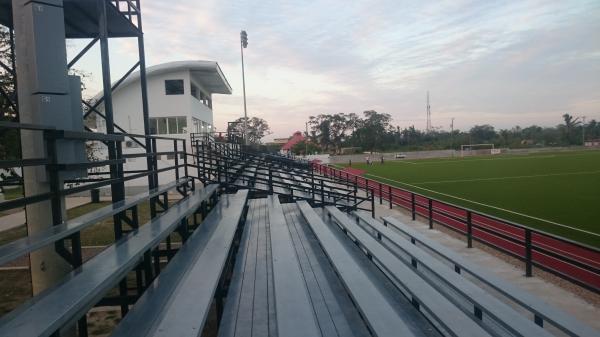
[95, 61, 232, 193]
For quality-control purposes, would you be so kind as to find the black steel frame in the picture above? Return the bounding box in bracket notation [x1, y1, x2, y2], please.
[188, 137, 374, 214]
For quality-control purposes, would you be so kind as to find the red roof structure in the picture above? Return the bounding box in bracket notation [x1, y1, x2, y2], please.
[281, 131, 305, 151]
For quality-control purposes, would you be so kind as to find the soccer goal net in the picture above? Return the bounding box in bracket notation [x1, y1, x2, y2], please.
[460, 143, 499, 157]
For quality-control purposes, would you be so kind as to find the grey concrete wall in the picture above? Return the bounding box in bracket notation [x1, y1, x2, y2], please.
[330, 150, 457, 164]
[330, 146, 594, 164]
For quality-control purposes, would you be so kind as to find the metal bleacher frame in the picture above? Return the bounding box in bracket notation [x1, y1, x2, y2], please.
[189, 132, 375, 214]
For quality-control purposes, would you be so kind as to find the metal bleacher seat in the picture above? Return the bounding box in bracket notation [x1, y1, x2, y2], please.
[0, 177, 194, 266]
[297, 201, 446, 337]
[219, 198, 374, 337]
[344, 210, 552, 337]
[378, 214, 598, 337]
[268, 196, 321, 337]
[111, 190, 249, 337]
[0, 184, 219, 337]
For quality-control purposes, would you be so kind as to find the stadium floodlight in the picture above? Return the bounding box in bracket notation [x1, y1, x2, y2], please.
[240, 30, 248, 144]
[240, 30, 248, 48]
[460, 143, 498, 157]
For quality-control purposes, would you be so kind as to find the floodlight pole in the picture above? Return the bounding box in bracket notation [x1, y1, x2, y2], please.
[240, 30, 248, 145]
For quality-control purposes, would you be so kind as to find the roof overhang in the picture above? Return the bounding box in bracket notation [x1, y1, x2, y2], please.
[140, 61, 232, 95]
[91, 60, 232, 102]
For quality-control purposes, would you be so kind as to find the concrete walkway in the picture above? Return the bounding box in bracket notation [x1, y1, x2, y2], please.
[370, 198, 600, 331]
[0, 197, 91, 232]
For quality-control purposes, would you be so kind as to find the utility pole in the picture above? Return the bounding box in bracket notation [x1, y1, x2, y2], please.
[450, 117, 455, 155]
[426, 91, 431, 133]
[240, 30, 248, 145]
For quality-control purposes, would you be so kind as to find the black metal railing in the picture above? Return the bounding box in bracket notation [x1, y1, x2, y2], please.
[314, 163, 600, 294]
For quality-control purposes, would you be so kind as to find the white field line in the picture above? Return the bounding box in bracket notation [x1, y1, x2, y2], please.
[397, 151, 600, 166]
[414, 170, 600, 185]
[392, 160, 418, 164]
[398, 154, 558, 165]
[364, 173, 600, 238]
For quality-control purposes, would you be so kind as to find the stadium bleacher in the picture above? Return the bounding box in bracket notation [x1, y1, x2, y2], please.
[0, 135, 596, 337]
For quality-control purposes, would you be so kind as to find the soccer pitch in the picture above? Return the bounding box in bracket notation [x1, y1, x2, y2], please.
[342, 150, 600, 247]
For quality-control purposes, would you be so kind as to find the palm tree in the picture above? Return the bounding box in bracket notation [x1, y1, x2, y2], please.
[562, 113, 581, 144]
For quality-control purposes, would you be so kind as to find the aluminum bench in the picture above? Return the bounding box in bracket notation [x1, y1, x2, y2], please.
[323, 205, 492, 337]
[111, 190, 249, 337]
[297, 201, 441, 337]
[349, 211, 551, 337]
[268, 196, 320, 337]
[0, 177, 196, 266]
[0, 185, 217, 337]
[380, 215, 598, 337]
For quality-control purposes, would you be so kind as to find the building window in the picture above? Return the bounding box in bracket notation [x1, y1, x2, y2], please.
[177, 116, 187, 133]
[149, 116, 188, 135]
[167, 117, 177, 134]
[158, 117, 168, 134]
[165, 79, 184, 95]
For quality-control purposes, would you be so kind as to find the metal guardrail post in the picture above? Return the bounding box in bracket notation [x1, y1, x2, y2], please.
[379, 183, 382, 204]
[225, 157, 229, 184]
[311, 169, 315, 200]
[370, 188, 375, 218]
[411, 193, 416, 220]
[525, 229, 533, 277]
[200, 141, 204, 179]
[217, 159, 221, 183]
[320, 179, 324, 204]
[467, 211, 473, 248]
[428, 199, 433, 229]
[269, 167, 273, 192]
[388, 185, 392, 209]
[183, 140, 190, 191]
[354, 178, 357, 206]
[173, 139, 179, 182]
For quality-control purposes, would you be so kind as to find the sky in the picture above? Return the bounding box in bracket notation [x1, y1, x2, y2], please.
[71, 0, 600, 140]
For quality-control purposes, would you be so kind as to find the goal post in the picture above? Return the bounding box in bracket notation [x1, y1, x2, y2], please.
[460, 143, 498, 157]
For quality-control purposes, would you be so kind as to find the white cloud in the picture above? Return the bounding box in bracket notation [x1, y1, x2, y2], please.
[69, 0, 600, 138]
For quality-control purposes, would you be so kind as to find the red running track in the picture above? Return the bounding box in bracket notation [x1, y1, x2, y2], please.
[314, 163, 600, 292]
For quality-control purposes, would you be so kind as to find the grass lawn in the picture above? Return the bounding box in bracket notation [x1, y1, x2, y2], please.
[1, 186, 23, 200]
[342, 150, 600, 247]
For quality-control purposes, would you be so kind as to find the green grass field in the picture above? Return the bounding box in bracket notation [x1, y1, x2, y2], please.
[342, 150, 600, 247]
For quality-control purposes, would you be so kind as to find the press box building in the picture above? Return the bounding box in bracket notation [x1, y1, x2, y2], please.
[95, 61, 232, 193]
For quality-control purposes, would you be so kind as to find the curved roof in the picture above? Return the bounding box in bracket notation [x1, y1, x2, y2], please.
[93, 60, 232, 100]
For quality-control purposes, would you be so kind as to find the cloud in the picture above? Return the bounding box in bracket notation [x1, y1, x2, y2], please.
[68, 0, 600, 139]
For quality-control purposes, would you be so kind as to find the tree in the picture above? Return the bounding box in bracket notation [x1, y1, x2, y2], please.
[307, 113, 350, 153]
[227, 116, 271, 144]
[562, 113, 581, 144]
[0, 27, 19, 160]
[346, 110, 394, 151]
[469, 125, 497, 143]
[290, 140, 320, 155]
